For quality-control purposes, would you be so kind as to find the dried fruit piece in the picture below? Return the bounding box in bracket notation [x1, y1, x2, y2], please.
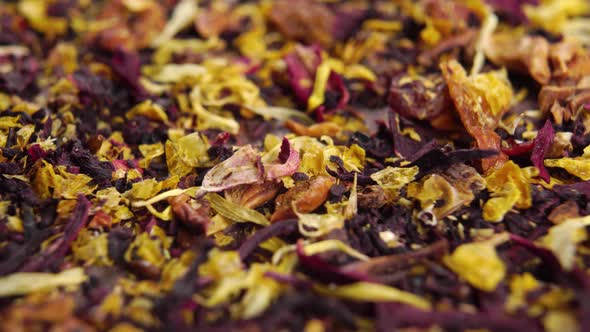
[483, 161, 532, 222]
[195, 4, 232, 38]
[269, 0, 334, 47]
[87, 0, 166, 51]
[484, 33, 551, 84]
[357, 185, 388, 209]
[225, 182, 282, 209]
[169, 194, 211, 232]
[548, 201, 580, 224]
[389, 74, 457, 130]
[271, 176, 334, 222]
[441, 59, 511, 172]
[538, 86, 590, 122]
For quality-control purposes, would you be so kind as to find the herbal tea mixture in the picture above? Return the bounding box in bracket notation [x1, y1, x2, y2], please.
[1, 0, 590, 331]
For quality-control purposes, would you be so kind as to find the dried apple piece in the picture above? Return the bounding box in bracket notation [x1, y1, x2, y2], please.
[271, 176, 334, 222]
[440, 59, 511, 172]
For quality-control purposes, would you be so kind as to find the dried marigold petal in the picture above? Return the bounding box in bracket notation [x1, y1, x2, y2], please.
[443, 237, 507, 292]
[483, 161, 532, 222]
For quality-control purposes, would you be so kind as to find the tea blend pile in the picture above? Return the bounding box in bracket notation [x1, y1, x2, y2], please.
[1, 0, 590, 331]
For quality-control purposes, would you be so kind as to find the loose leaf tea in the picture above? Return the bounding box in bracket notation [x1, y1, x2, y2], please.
[1, 0, 590, 331]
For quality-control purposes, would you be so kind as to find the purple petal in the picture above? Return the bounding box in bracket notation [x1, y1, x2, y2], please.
[296, 240, 370, 284]
[531, 120, 555, 183]
[238, 219, 298, 260]
[20, 195, 91, 272]
[109, 48, 147, 100]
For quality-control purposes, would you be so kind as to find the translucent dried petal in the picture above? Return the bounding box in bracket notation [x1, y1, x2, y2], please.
[370, 166, 419, 200]
[540, 215, 590, 270]
[443, 239, 506, 291]
[0, 268, 87, 297]
[483, 161, 532, 222]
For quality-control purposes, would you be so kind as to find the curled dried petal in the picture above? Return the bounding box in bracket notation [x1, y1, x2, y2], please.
[264, 138, 301, 180]
[201, 145, 263, 192]
[531, 120, 555, 183]
[202, 138, 299, 192]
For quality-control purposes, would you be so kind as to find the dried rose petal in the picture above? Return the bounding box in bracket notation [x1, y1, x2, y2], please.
[201, 145, 263, 192]
[484, 34, 551, 84]
[530, 120, 555, 183]
[202, 138, 299, 192]
[264, 138, 300, 180]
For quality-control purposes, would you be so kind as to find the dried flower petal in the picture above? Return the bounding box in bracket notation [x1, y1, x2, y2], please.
[531, 120, 555, 183]
[443, 236, 508, 292]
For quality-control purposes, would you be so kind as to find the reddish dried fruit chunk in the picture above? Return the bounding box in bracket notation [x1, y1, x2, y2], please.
[269, 0, 334, 47]
[389, 74, 457, 130]
[87, 0, 165, 51]
[225, 182, 282, 209]
[485, 34, 551, 85]
[169, 194, 211, 232]
[271, 176, 335, 222]
[440, 60, 510, 172]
